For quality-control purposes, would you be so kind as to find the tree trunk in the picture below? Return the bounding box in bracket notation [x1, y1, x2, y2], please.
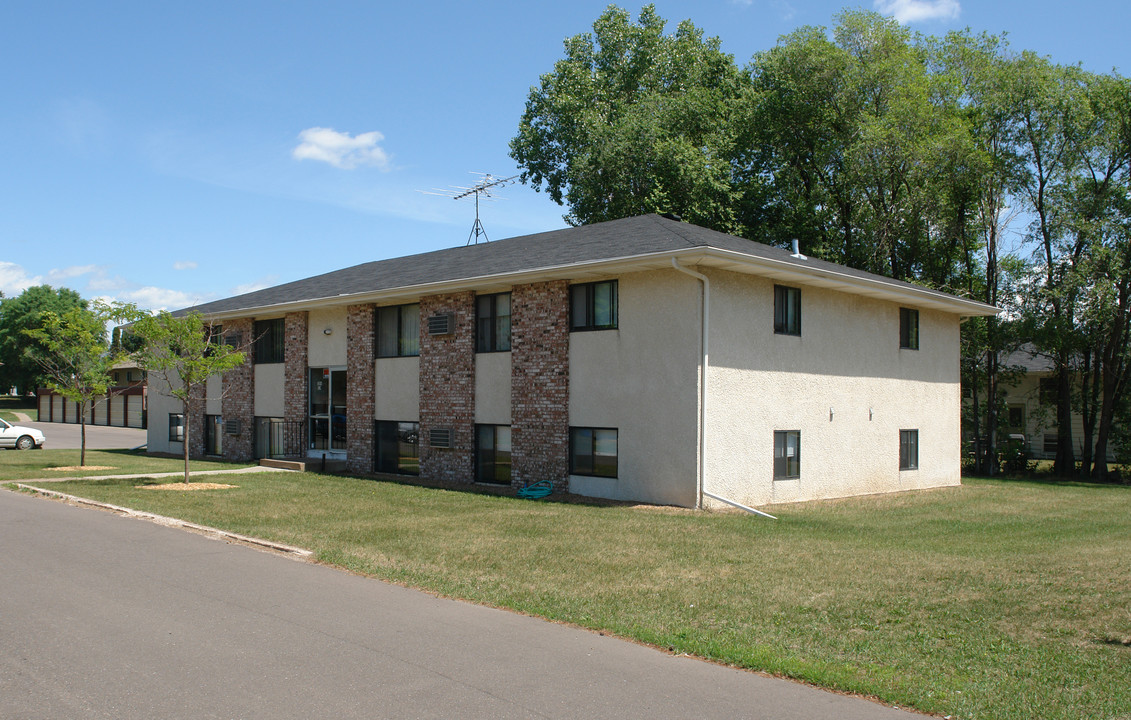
[1054, 361, 1076, 477]
[183, 402, 191, 484]
[80, 409, 87, 468]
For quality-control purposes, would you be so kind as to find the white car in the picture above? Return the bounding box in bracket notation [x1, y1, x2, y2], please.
[0, 418, 46, 450]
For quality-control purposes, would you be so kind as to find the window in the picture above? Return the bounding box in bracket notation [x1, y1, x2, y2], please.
[112, 372, 121, 383]
[774, 285, 801, 336]
[376, 421, 420, 475]
[376, 304, 421, 357]
[204, 415, 223, 456]
[1007, 405, 1025, 430]
[254, 318, 285, 364]
[899, 308, 919, 350]
[1043, 433, 1058, 455]
[475, 425, 512, 484]
[570, 427, 618, 477]
[476, 293, 512, 353]
[899, 429, 919, 470]
[570, 280, 618, 331]
[1039, 377, 1057, 406]
[774, 430, 800, 479]
[169, 414, 184, 442]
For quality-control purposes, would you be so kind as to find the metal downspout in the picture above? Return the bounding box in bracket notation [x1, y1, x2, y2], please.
[671, 258, 777, 520]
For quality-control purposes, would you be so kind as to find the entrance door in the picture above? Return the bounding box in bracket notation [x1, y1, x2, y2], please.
[309, 367, 347, 454]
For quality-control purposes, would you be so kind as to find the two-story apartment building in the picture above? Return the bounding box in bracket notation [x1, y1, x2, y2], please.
[146, 214, 997, 508]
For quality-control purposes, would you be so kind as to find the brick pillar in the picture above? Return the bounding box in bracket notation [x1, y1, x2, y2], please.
[222, 318, 256, 462]
[284, 311, 308, 456]
[511, 281, 570, 491]
[419, 292, 476, 483]
[346, 305, 375, 474]
[187, 381, 206, 460]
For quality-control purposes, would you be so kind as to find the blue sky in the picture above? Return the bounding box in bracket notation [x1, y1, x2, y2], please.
[3, 0, 1127, 311]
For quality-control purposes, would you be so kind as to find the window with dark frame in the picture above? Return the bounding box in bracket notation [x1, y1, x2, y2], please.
[476, 293, 512, 353]
[899, 308, 919, 350]
[900, 429, 919, 470]
[475, 424, 512, 484]
[1039, 377, 1057, 406]
[169, 414, 184, 442]
[774, 285, 801, 336]
[204, 415, 223, 456]
[375, 304, 421, 358]
[773, 430, 800, 479]
[570, 280, 618, 331]
[569, 427, 618, 477]
[254, 318, 285, 364]
[375, 420, 420, 475]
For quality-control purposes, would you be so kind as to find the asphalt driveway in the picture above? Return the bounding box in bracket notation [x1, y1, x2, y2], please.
[0, 488, 929, 719]
[5, 420, 146, 450]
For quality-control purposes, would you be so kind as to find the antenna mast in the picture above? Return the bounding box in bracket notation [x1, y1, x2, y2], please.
[420, 172, 518, 245]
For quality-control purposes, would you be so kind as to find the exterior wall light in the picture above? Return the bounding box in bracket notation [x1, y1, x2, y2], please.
[323, 328, 333, 336]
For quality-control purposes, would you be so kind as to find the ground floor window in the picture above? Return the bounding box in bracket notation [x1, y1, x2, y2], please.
[570, 427, 618, 478]
[899, 429, 919, 470]
[774, 430, 800, 479]
[475, 425, 512, 484]
[376, 421, 419, 475]
[169, 414, 184, 442]
[204, 415, 223, 456]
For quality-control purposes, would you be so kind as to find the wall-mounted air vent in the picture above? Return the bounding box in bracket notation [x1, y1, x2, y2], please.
[427, 313, 454, 336]
[224, 419, 241, 435]
[429, 427, 454, 449]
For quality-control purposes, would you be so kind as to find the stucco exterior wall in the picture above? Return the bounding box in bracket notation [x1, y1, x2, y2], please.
[704, 269, 962, 507]
[568, 269, 701, 507]
[147, 374, 178, 456]
[254, 363, 285, 418]
[307, 308, 348, 368]
[375, 357, 419, 421]
[204, 375, 222, 415]
[475, 351, 511, 424]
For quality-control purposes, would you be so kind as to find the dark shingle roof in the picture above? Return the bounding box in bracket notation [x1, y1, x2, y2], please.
[180, 214, 992, 316]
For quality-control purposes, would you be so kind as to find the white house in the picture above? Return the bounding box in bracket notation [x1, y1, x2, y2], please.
[146, 214, 998, 508]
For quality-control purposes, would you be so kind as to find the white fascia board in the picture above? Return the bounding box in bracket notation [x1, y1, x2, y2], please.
[196, 246, 998, 322]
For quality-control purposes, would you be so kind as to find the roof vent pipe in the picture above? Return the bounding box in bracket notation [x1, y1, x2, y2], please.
[791, 239, 807, 260]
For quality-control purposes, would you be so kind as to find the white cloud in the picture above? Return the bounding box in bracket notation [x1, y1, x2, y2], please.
[231, 276, 278, 296]
[173, 260, 198, 271]
[292, 127, 391, 170]
[46, 265, 101, 282]
[116, 286, 210, 313]
[874, 0, 959, 23]
[0, 262, 41, 297]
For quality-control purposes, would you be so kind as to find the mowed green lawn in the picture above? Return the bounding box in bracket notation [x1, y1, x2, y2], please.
[9, 469, 1130, 720]
[0, 448, 251, 480]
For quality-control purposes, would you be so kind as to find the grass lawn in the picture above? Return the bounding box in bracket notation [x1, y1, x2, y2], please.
[0, 448, 252, 480]
[8, 472, 1130, 720]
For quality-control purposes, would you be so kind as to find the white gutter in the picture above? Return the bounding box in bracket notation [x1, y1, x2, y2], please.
[670, 258, 776, 520]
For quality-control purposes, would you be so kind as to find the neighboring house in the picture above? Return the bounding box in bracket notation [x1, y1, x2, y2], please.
[36, 361, 148, 429]
[978, 346, 1116, 462]
[146, 214, 997, 508]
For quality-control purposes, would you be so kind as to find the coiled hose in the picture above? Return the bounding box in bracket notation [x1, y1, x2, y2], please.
[517, 479, 552, 499]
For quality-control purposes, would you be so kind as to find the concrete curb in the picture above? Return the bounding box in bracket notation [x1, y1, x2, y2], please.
[12, 483, 314, 559]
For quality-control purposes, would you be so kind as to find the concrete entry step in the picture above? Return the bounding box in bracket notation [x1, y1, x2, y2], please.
[260, 458, 307, 471]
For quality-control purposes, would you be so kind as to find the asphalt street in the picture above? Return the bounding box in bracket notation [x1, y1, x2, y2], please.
[4, 421, 147, 451]
[0, 489, 927, 719]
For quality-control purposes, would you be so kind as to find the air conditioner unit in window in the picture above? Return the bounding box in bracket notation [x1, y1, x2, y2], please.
[224, 419, 241, 435]
[429, 427, 453, 448]
[427, 313, 454, 336]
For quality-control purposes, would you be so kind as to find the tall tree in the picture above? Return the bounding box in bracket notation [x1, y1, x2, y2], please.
[0, 286, 86, 395]
[129, 311, 245, 483]
[510, 4, 749, 231]
[23, 302, 136, 466]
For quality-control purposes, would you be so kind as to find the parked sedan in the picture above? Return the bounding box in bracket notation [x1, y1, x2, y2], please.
[0, 419, 46, 450]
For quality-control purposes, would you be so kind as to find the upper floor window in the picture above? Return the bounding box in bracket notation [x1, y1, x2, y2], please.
[476, 293, 511, 353]
[899, 308, 919, 350]
[376, 303, 420, 358]
[254, 318, 285, 364]
[774, 285, 801, 336]
[571, 280, 618, 331]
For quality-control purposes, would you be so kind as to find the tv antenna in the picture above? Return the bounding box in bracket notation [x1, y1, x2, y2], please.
[420, 172, 518, 245]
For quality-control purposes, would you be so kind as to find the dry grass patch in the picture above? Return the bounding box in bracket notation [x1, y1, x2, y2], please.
[138, 482, 237, 491]
[47, 465, 116, 472]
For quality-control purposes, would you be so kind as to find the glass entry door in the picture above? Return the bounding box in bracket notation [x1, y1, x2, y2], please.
[309, 367, 347, 454]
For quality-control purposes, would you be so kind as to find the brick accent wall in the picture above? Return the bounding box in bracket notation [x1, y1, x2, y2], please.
[346, 304, 375, 474]
[419, 292, 476, 483]
[284, 311, 308, 427]
[187, 381, 206, 460]
[222, 317, 256, 462]
[511, 281, 570, 491]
